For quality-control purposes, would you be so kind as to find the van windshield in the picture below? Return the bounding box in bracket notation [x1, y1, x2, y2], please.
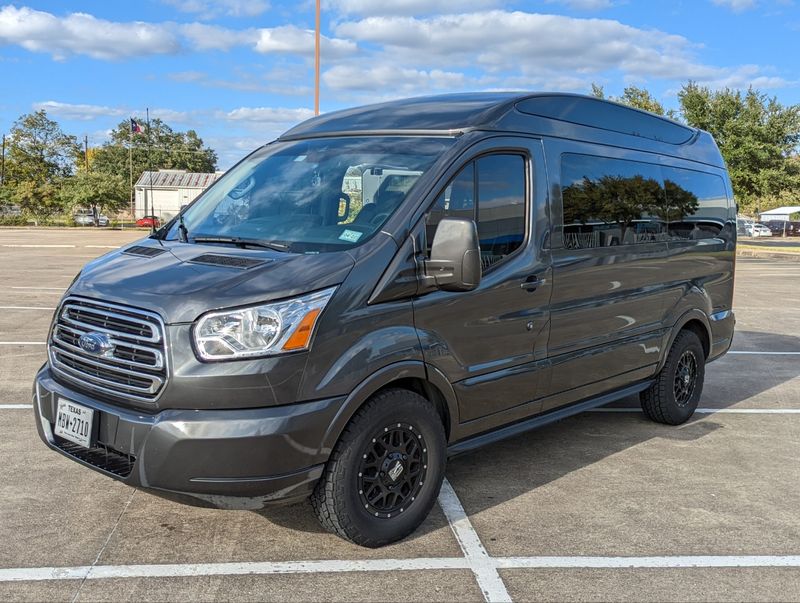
[166, 136, 454, 253]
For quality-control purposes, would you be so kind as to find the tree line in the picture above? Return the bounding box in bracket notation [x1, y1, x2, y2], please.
[0, 110, 217, 224]
[592, 83, 800, 216]
[1, 82, 799, 223]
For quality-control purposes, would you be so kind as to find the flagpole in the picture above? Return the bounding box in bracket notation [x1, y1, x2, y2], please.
[147, 108, 155, 234]
[314, 0, 320, 116]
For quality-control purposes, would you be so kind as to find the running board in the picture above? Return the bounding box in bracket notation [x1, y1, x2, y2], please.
[446, 380, 653, 457]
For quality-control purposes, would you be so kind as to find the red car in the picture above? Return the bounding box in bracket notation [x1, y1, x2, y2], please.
[136, 216, 160, 228]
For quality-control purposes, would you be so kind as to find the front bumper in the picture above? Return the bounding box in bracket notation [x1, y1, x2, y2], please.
[33, 365, 345, 509]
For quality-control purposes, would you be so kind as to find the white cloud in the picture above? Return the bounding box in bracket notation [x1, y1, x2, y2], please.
[711, 0, 758, 11]
[0, 5, 179, 60]
[254, 25, 357, 58]
[32, 101, 193, 125]
[163, 0, 270, 18]
[0, 6, 352, 61]
[169, 70, 313, 96]
[545, 0, 615, 9]
[325, 0, 501, 16]
[179, 23, 257, 51]
[323, 64, 467, 93]
[222, 107, 315, 124]
[333, 10, 787, 89]
[32, 101, 127, 121]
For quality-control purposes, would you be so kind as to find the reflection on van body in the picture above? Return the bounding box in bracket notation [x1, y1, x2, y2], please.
[33, 92, 735, 547]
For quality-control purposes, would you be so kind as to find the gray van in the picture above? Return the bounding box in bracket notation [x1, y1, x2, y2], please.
[33, 93, 736, 547]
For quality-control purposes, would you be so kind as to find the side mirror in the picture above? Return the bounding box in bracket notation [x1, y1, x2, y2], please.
[423, 218, 481, 292]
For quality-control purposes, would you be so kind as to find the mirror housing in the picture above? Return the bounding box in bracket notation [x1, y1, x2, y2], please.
[423, 218, 482, 292]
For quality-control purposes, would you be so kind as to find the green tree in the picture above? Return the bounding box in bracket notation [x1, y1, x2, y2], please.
[12, 180, 63, 223]
[59, 171, 129, 220]
[678, 83, 800, 213]
[589, 84, 666, 115]
[5, 110, 80, 185]
[91, 118, 217, 183]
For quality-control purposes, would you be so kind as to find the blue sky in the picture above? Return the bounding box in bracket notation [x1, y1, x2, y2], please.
[0, 0, 798, 169]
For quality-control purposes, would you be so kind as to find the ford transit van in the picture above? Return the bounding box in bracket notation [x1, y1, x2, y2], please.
[33, 93, 736, 547]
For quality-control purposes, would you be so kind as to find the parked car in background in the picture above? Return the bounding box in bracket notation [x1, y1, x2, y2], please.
[737, 218, 753, 237]
[136, 215, 160, 228]
[761, 220, 800, 237]
[752, 223, 772, 237]
[73, 209, 109, 227]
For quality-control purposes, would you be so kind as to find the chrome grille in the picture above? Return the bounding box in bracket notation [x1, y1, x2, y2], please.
[49, 297, 167, 405]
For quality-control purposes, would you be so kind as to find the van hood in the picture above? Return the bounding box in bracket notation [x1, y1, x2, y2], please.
[68, 240, 355, 324]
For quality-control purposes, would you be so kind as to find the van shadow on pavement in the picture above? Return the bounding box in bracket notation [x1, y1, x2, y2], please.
[256, 329, 799, 538]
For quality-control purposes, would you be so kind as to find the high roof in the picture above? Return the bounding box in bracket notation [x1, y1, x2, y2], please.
[279, 92, 725, 169]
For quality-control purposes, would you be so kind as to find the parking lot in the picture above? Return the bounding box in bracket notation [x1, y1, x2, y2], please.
[0, 228, 798, 602]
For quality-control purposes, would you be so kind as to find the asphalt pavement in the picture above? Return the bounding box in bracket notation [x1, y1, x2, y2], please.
[0, 228, 798, 602]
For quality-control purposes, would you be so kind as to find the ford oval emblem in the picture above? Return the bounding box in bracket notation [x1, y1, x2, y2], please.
[78, 332, 113, 356]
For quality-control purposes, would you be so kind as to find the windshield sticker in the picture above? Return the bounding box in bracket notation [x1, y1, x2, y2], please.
[339, 229, 363, 243]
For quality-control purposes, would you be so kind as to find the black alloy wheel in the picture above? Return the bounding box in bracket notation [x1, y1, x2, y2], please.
[641, 329, 705, 425]
[673, 349, 698, 406]
[358, 422, 428, 519]
[311, 388, 446, 547]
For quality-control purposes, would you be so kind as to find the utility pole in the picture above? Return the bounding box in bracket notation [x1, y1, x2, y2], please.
[1, 134, 5, 187]
[314, 0, 320, 116]
[147, 108, 155, 234]
[129, 121, 134, 219]
[84, 135, 89, 172]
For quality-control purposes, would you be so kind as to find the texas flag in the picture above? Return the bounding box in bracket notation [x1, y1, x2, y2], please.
[130, 118, 144, 134]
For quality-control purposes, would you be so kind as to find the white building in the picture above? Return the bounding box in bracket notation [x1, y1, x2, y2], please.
[759, 206, 800, 222]
[134, 170, 223, 220]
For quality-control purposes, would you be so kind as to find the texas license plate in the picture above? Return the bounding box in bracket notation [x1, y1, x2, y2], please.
[54, 398, 95, 448]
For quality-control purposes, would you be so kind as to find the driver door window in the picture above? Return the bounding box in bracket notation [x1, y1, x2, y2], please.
[426, 154, 526, 270]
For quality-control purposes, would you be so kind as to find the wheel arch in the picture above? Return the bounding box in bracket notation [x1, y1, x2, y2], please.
[658, 310, 711, 372]
[320, 361, 460, 457]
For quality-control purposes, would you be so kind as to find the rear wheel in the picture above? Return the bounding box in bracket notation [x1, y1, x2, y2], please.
[311, 388, 446, 547]
[640, 330, 705, 425]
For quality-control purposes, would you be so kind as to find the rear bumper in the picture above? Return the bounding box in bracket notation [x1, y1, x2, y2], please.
[33, 365, 345, 509]
[708, 309, 735, 362]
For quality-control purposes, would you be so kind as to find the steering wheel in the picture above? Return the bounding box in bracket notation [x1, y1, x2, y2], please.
[370, 212, 390, 226]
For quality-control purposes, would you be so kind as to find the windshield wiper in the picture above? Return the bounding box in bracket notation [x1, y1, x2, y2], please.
[191, 235, 290, 252]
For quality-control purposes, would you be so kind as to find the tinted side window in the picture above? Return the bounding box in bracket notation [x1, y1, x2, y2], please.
[427, 154, 526, 269]
[561, 154, 666, 249]
[661, 167, 728, 239]
[477, 155, 526, 265]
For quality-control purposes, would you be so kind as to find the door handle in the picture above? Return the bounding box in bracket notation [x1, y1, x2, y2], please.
[520, 275, 546, 291]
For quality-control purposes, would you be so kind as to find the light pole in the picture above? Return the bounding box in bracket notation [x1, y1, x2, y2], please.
[315, 0, 320, 116]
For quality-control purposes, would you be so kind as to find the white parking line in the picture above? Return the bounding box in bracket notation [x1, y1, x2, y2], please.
[1, 244, 76, 248]
[590, 408, 800, 414]
[496, 555, 800, 569]
[2, 555, 800, 583]
[0, 342, 46, 345]
[0, 558, 472, 582]
[83, 245, 120, 249]
[439, 478, 511, 603]
[727, 351, 800, 355]
[10, 287, 64, 291]
[0, 306, 55, 310]
[0, 405, 32, 409]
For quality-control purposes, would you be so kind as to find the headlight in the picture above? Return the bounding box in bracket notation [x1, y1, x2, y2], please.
[194, 287, 336, 360]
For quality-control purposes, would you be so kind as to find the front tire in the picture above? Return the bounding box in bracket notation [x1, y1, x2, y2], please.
[640, 329, 705, 425]
[311, 388, 446, 547]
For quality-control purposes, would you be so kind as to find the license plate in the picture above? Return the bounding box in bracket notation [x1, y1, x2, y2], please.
[54, 398, 95, 448]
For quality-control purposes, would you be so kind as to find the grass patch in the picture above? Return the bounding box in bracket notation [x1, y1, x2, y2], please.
[739, 244, 800, 254]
